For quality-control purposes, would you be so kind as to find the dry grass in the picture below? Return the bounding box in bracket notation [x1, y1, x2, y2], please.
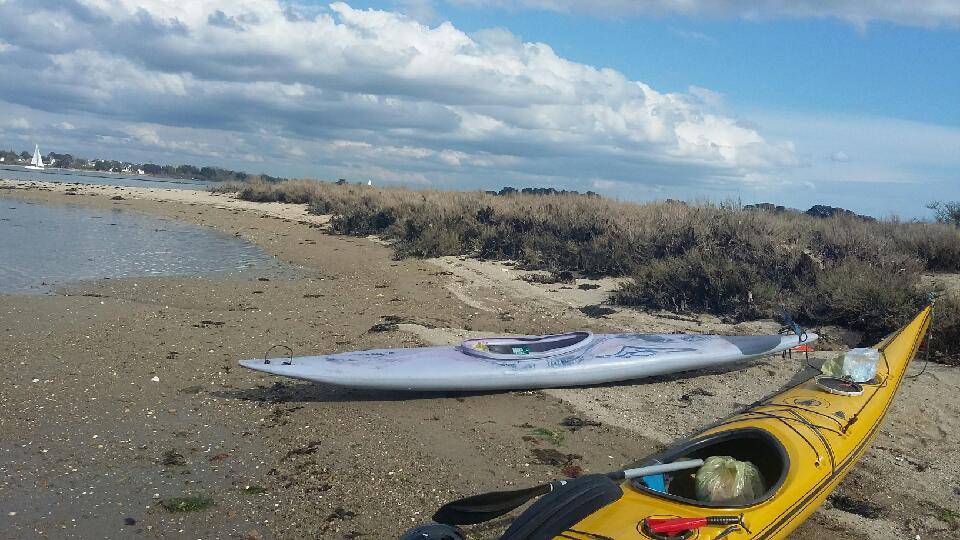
[221, 179, 960, 362]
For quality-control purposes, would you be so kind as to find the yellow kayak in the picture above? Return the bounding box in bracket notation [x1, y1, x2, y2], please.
[507, 306, 932, 540]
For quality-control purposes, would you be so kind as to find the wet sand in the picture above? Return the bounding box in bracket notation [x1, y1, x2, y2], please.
[1, 179, 957, 539]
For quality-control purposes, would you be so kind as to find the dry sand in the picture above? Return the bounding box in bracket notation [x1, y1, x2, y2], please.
[1, 179, 958, 539]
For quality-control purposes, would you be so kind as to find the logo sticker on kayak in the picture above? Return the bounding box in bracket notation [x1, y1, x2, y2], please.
[793, 397, 827, 408]
[546, 355, 585, 368]
[493, 360, 537, 370]
[597, 345, 698, 359]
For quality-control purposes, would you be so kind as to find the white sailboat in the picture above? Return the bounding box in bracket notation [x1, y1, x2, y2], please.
[25, 144, 45, 170]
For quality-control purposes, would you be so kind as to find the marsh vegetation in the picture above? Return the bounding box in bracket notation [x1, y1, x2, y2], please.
[219, 179, 960, 363]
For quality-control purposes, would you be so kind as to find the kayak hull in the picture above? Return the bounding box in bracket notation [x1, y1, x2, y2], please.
[239, 332, 812, 391]
[538, 307, 931, 539]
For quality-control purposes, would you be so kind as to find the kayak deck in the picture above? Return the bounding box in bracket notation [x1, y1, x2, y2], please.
[239, 332, 812, 391]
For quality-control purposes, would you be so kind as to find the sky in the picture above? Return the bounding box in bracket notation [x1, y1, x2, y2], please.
[0, 1, 958, 217]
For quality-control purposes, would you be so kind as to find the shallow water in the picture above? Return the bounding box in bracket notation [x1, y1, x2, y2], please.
[0, 164, 218, 190]
[0, 198, 279, 293]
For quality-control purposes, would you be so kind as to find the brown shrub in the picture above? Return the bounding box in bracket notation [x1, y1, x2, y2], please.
[929, 293, 960, 366]
[796, 258, 925, 339]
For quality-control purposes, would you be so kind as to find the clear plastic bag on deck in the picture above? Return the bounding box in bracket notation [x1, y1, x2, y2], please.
[840, 348, 880, 382]
[694, 456, 765, 504]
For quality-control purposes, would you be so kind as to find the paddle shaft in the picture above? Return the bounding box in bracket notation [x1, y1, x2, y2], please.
[612, 459, 705, 481]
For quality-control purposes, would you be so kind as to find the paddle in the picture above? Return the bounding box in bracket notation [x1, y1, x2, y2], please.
[433, 459, 704, 525]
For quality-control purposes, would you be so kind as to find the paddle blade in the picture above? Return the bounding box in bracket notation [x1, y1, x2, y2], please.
[433, 483, 553, 525]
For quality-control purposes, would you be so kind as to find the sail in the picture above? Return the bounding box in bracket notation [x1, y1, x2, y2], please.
[31, 145, 43, 168]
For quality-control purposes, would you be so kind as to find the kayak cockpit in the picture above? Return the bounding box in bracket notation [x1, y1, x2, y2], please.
[459, 331, 593, 360]
[631, 427, 789, 508]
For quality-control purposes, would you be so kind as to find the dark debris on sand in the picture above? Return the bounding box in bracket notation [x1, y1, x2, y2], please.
[829, 495, 884, 519]
[579, 305, 616, 318]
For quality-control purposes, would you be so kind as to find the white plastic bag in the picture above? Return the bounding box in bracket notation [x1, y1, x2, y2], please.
[841, 348, 879, 382]
[694, 456, 765, 504]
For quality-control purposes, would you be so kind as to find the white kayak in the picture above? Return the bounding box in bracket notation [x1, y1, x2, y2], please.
[239, 330, 815, 391]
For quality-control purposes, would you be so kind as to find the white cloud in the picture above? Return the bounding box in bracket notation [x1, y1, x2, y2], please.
[829, 150, 850, 162]
[0, 0, 796, 193]
[451, 1, 960, 28]
[670, 28, 716, 44]
[122, 124, 231, 158]
[395, 0, 442, 23]
[687, 86, 725, 110]
[6, 117, 30, 129]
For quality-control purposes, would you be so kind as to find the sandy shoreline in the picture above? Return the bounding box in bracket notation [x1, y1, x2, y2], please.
[1, 179, 958, 539]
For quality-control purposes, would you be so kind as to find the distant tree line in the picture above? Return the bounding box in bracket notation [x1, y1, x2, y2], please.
[0, 149, 27, 163]
[0, 147, 283, 183]
[485, 186, 600, 197]
[743, 202, 875, 221]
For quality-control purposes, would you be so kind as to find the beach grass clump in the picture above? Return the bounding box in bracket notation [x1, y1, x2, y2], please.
[612, 249, 782, 321]
[213, 178, 317, 204]
[795, 258, 925, 336]
[223, 179, 960, 361]
[929, 293, 960, 366]
[530, 427, 565, 446]
[160, 494, 215, 512]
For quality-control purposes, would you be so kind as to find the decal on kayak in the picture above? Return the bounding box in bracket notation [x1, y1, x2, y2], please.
[793, 397, 827, 408]
[596, 345, 699, 359]
[545, 355, 585, 368]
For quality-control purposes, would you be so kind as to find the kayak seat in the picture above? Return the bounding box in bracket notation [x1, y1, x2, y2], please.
[460, 332, 593, 360]
[629, 427, 788, 508]
[485, 332, 589, 354]
[501, 474, 622, 540]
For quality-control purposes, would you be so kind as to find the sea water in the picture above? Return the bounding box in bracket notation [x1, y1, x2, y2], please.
[0, 198, 279, 293]
[0, 164, 219, 191]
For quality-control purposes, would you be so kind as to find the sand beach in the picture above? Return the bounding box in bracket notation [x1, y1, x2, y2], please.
[1, 179, 958, 539]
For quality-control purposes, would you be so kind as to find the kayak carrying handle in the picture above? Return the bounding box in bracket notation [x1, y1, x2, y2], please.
[779, 308, 808, 343]
[641, 513, 750, 539]
[263, 344, 293, 365]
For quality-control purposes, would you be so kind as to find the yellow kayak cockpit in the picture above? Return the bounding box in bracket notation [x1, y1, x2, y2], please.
[630, 427, 788, 509]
